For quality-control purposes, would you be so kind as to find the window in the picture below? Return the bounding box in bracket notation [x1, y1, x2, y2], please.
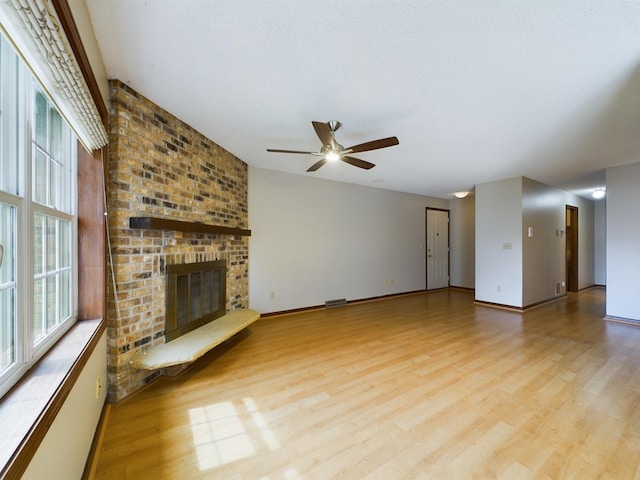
[0, 203, 16, 374]
[0, 33, 77, 398]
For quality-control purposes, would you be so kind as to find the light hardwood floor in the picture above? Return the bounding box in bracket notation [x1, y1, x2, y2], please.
[92, 288, 640, 479]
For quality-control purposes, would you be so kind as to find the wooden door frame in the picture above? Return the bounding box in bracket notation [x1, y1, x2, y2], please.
[425, 207, 450, 290]
[566, 205, 579, 293]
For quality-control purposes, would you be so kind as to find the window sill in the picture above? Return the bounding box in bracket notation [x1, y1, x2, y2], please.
[0, 318, 104, 479]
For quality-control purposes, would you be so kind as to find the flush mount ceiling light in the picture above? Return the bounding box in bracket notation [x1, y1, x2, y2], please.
[453, 191, 469, 199]
[592, 188, 606, 199]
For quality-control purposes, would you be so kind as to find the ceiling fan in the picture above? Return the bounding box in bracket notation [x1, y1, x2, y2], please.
[267, 120, 399, 172]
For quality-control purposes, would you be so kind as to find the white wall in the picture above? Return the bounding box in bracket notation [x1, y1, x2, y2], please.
[248, 167, 448, 313]
[522, 177, 566, 305]
[475, 176, 594, 308]
[23, 331, 107, 480]
[449, 193, 475, 289]
[574, 194, 595, 291]
[606, 162, 640, 321]
[594, 199, 606, 285]
[521, 178, 594, 306]
[475, 177, 523, 306]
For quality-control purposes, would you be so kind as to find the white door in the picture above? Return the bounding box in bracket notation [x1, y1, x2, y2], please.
[426, 209, 449, 290]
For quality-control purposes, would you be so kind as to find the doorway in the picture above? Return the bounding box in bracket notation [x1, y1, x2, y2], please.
[566, 205, 579, 293]
[426, 208, 450, 290]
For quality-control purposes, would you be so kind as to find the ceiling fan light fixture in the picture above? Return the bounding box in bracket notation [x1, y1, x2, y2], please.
[592, 188, 606, 199]
[267, 120, 399, 172]
[325, 150, 340, 162]
[454, 191, 469, 199]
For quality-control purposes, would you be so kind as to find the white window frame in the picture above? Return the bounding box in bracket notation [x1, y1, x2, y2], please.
[0, 191, 26, 395]
[0, 34, 78, 399]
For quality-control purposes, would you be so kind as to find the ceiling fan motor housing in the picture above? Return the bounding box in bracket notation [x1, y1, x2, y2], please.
[328, 120, 341, 133]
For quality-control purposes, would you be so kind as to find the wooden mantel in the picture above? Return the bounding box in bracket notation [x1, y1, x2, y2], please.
[129, 216, 251, 236]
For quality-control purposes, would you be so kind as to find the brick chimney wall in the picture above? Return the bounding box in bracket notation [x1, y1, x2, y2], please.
[106, 80, 249, 402]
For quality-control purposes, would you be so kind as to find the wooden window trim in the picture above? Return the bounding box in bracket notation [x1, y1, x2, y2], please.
[51, 0, 108, 125]
[0, 319, 105, 479]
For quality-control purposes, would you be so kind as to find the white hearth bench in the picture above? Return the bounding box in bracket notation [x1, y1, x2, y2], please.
[130, 309, 260, 370]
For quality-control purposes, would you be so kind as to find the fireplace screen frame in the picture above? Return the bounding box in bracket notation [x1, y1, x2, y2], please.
[165, 259, 227, 342]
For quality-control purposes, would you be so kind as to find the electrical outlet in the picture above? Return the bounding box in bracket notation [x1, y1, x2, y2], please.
[270, 291, 275, 300]
[95, 377, 102, 399]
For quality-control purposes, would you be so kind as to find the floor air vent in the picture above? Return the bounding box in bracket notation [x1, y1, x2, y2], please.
[325, 298, 347, 309]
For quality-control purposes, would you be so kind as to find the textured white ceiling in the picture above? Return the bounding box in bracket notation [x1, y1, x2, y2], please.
[86, 0, 640, 199]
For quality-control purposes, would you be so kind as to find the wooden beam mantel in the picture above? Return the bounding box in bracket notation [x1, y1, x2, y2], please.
[129, 217, 251, 236]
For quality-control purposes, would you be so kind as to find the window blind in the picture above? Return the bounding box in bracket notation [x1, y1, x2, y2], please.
[0, 0, 107, 151]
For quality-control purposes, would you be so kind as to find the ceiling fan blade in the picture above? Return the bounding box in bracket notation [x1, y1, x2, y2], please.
[346, 136, 399, 154]
[307, 159, 327, 172]
[312, 121, 334, 147]
[267, 149, 314, 154]
[341, 156, 375, 170]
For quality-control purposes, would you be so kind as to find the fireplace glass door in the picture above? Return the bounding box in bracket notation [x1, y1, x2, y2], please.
[166, 260, 226, 341]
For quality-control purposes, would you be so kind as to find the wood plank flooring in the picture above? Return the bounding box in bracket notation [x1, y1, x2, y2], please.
[92, 288, 640, 479]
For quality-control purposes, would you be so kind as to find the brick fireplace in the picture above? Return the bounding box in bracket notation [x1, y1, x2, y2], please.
[106, 80, 249, 402]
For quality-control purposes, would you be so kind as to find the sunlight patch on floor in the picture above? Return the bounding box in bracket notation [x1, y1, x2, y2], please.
[189, 398, 281, 471]
[284, 468, 302, 479]
[244, 397, 281, 450]
[258, 468, 302, 480]
[189, 401, 255, 470]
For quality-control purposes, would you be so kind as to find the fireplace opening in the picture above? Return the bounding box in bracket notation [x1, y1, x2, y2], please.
[165, 259, 226, 342]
